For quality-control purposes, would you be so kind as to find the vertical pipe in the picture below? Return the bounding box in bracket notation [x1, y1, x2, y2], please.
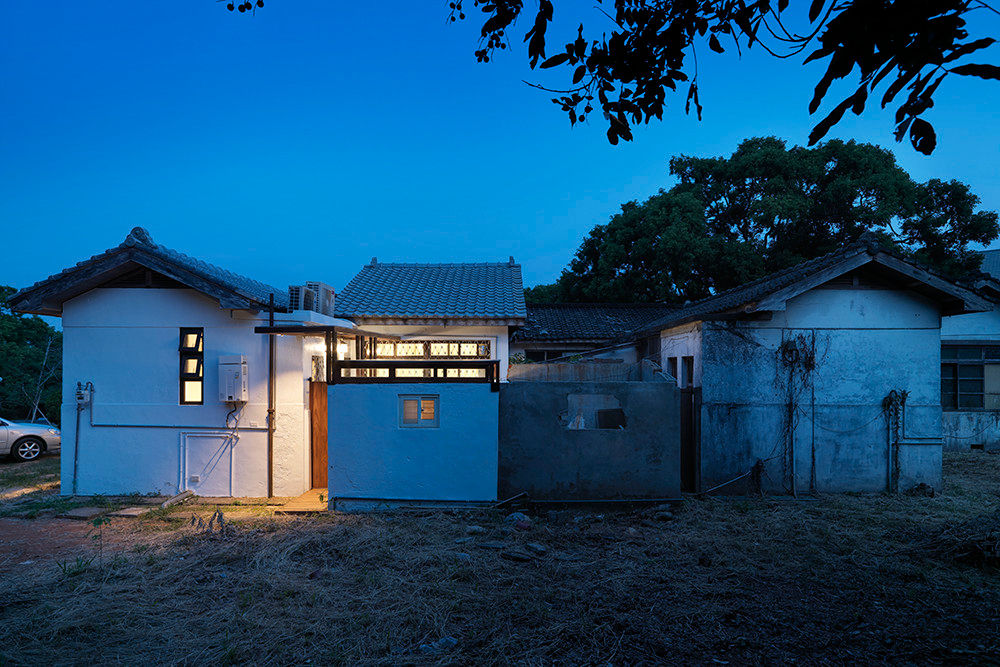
[73, 382, 82, 496]
[267, 293, 275, 498]
[810, 330, 817, 494]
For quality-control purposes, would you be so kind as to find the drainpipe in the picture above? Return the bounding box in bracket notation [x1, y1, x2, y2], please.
[267, 294, 275, 498]
[73, 385, 83, 496]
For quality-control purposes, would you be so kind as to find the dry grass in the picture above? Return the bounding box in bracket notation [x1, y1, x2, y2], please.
[2, 453, 1000, 665]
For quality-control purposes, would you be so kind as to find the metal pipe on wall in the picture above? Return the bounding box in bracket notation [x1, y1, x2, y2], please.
[266, 293, 275, 498]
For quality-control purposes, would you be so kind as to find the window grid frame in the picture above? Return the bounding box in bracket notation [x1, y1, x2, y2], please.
[399, 394, 440, 429]
[179, 327, 205, 406]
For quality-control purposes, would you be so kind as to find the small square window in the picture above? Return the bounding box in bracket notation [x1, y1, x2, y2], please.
[400, 395, 439, 428]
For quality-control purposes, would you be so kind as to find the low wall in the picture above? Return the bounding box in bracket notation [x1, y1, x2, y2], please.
[508, 359, 666, 382]
[498, 381, 680, 500]
[943, 411, 1000, 451]
[328, 383, 499, 503]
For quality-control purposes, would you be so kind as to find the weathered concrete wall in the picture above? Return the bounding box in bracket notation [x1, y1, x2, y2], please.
[699, 287, 944, 494]
[942, 411, 1000, 451]
[328, 383, 499, 502]
[498, 381, 680, 500]
[61, 288, 312, 497]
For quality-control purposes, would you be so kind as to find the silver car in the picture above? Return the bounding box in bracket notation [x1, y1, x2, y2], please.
[0, 419, 61, 462]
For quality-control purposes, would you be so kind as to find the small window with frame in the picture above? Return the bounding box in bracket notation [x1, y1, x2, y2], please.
[399, 395, 439, 428]
[179, 327, 204, 405]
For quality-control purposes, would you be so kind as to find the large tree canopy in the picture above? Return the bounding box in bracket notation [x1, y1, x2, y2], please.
[230, 1, 998, 154]
[530, 137, 999, 303]
[453, 0, 999, 154]
[0, 286, 62, 424]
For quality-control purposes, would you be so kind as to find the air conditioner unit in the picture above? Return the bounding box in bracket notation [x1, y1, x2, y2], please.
[288, 285, 317, 312]
[305, 281, 336, 316]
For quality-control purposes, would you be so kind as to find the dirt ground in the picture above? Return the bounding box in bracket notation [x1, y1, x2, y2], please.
[1, 453, 999, 665]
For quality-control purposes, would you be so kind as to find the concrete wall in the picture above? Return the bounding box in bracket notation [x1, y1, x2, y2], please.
[61, 288, 312, 497]
[498, 381, 680, 500]
[328, 383, 499, 502]
[698, 286, 944, 494]
[941, 307, 1000, 450]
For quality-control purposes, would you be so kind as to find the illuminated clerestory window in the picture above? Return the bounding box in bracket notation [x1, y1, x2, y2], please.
[179, 327, 204, 405]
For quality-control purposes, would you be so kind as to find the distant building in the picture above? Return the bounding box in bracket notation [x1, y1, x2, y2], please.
[940, 249, 1000, 450]
[510, 303, 674, 362]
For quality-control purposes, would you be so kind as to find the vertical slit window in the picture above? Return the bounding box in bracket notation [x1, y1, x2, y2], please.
[180, 327, 204, 405]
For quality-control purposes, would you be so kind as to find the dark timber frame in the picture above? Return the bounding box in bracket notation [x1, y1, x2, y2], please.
[252, 325, 501, 392]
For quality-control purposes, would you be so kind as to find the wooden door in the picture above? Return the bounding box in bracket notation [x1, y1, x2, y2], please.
[679, 387, 701, 493]
[310, 381, 328, 488]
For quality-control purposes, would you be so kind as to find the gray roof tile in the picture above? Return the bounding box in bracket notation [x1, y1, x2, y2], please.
[335, 260, 526, 321]
[516, 303, 676, 342]
[10, 227, 289, 314]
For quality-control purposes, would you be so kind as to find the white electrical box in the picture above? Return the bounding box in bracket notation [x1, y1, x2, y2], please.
[218, 355, 249, 403]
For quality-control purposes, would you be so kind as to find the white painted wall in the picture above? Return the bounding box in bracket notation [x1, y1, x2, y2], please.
[354, 325, 511, 380]
[660, 322, 702, 387]
[328, 383, 499, 502]
[60, 288, 313, 497]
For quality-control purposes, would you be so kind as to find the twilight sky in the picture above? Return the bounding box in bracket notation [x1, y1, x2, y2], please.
[2, 2, 999, 293]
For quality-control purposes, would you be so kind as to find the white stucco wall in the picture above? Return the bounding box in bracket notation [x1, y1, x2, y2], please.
[353, 325, 511, 380]
[60, 288, 311, 497]
[697, 286, 944, 493]
[660, 323, 702, 387]
[328, 383, 499, 503]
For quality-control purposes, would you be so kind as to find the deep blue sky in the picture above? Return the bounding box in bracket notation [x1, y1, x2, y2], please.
[2, 2, 999, 293]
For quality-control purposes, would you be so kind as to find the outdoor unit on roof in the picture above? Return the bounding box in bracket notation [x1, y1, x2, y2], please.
[288, 285, 317, 312]
[305, 281, 336, 316]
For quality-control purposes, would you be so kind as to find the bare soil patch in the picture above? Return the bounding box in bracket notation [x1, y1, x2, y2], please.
[1, 452, 999, 665]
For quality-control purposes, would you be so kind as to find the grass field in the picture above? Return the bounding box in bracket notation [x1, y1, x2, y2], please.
[1, 452, 999, 665]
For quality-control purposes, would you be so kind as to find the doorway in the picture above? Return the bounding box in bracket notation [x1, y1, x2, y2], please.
[309, 380, 328, 488]
[679, 387, 701, 492]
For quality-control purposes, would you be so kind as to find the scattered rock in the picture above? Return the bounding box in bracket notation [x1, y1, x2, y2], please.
[504, 511, 532, 529]
[454, 536, 473, 544]
[500, 548, 533, 562]
[477, 540, 506, 550]
[525, 542, 548, 555]
[59, 506, 107, 520]
[307, 569, 322, 579]
[466, 525, 486, 535]
[905, 483, 936, 498]
[418, 636, 458, 654]
[654, 511, 674, 522]
[451, 552, 472, 563]
[107, 506, 152, 518]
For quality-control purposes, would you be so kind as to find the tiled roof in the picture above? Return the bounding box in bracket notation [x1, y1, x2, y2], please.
[636, 235, 989, 335]
[979, 249, 1000, 280]
[335, 260, 527, 321]
[515, 303, 676, 342]
[10, 227, 289, 315]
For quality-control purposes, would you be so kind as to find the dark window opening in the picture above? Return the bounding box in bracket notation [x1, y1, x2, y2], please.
[942, 345, 1000, 410]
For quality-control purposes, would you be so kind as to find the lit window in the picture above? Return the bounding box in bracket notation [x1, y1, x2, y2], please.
[396, 343, 425, 357]
[179, 328, 204, 405]
[400, 395, 439, 428]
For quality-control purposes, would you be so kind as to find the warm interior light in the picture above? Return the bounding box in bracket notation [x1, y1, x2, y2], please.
[337, 342, 349, 359]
